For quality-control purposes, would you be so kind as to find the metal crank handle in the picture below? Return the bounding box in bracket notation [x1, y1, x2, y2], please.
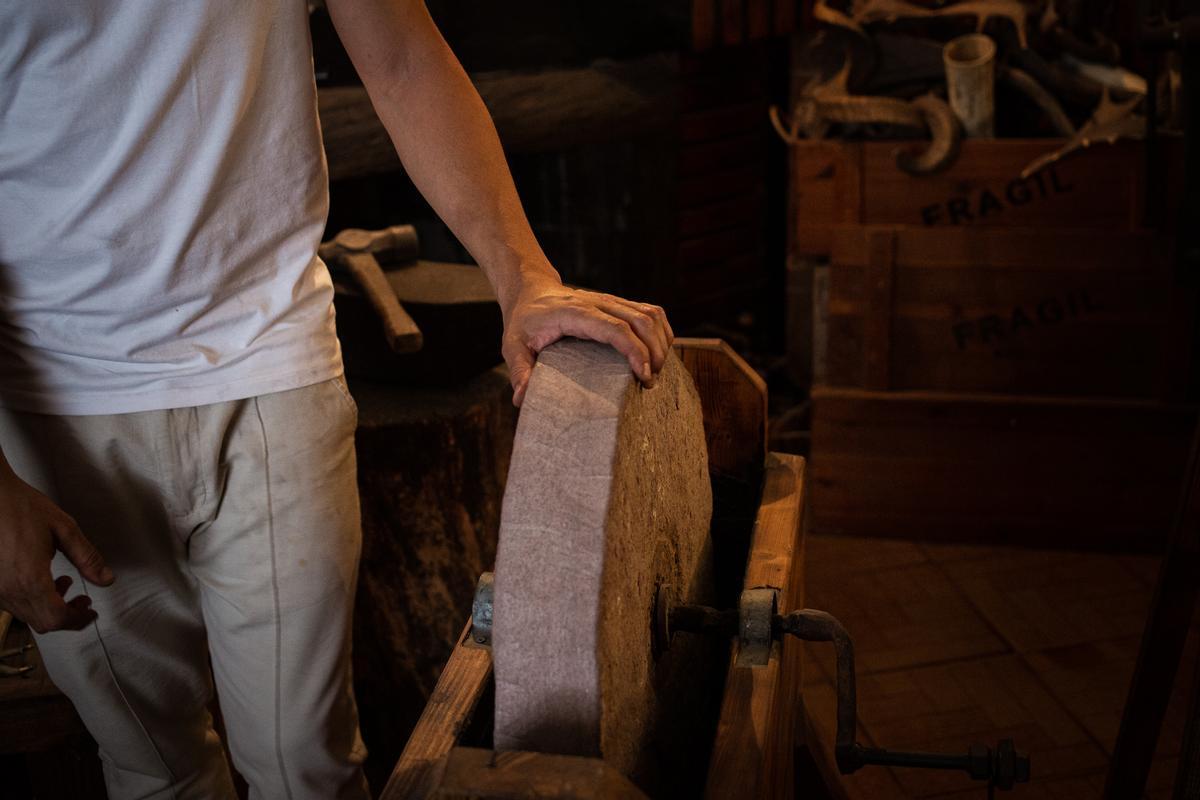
[658, 586, 1031, 791]
[774, 604, 1031, 791]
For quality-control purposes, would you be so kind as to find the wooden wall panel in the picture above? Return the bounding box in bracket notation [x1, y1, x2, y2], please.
[824, 227, 1187, 400]
[790, 139, 1183, 258]
[809, 387, 1196, 550]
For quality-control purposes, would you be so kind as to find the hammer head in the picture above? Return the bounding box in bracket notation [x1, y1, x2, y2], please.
[318, 224, 420, 266]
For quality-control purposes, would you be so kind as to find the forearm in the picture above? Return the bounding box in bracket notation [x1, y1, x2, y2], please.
[328, 0, 672, 404]
[327, 0, 558, 317]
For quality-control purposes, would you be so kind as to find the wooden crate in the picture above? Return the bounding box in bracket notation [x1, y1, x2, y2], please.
[809, 387, 1197, 550]
[823, 225, 1192, 399]
[791, 139, 1181, 257]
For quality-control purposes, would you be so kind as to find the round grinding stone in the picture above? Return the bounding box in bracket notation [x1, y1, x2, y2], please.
[492, 338, 714, 784]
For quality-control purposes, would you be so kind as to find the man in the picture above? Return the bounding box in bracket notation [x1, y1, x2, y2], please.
[0, 2, 672, 798]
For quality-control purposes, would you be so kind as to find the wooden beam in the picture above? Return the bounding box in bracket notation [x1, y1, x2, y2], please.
[433, 748, 647, 799]
[692, 0, 718, 51]
[675, 338, 768, 487]
[747, 0, 770, 39]
[861, 228, 895, 391]
[706, 452, 808, 798]
[381, 626, 493, 800]
[320, 56, 679, 181]
[810, 386, 1196, 548]
[1104, 422, 1200, 798]
[721, 0, 745, 46]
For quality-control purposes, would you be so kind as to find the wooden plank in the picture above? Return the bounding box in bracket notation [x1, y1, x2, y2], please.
[676, 339, 769, 487]
[1105, 423, 1200, 798]
[747, 0, 770, 39]
[674, 253, 765, 304]
[319, 57, 679, 180]
[681, 102, 762, 143]
[824, 226, 1182, 398]
[706, 452, 808, 798]
[790, 141, 851, 257]
[841, 142, 864, 224]
[773, 0, 797, 35]
[832, 225, 1161, 271]
[789, 139, 1181, 258]
[678, 190, 765, 238]
[678, 224, 763, 268]
[381, 626, 494, 800]
[862, 229, 895, 391]
[679, 133, 763, 177]
[720, 0, 744, 46]
[792, 143, 863, 256]
[679, 165, 763, 207]
[681, 51, 771, 111]
[809, 387, 1197, 550]
[860, 140, 1142, 230]
[692, 0, 717, 52]
[672, 281, 765, 333]
[433, 748, 647, 799]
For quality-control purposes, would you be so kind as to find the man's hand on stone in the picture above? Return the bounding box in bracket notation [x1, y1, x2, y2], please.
[0, 470, 114, 633]
[501, 281, 675, 407]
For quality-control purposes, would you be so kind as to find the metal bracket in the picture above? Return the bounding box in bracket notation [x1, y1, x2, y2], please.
[736, 587, 777, 667]
[466, 572, 494, 650]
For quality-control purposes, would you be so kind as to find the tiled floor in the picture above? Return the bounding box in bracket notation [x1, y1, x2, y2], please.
[801, 535, 1198, 799]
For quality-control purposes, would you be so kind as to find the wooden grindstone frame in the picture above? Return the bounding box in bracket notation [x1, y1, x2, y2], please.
[380, 339, 812, 799]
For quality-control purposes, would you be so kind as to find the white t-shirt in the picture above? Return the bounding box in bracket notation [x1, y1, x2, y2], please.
[0, 1, 342, 415]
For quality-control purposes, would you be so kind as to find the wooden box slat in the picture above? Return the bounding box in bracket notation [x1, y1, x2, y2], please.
[809, 387, 1196, 550]
[791, 139, 1182, 258]
[824, 226, 1189, 399]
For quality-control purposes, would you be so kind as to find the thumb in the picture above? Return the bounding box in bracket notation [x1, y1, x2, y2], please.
[54, 520, 114, 587]
[504, 340, 536, 408]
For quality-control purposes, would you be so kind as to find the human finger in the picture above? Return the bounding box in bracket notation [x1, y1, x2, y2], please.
[53, 518, 114, 587]
[592, 298, 669, 373]
[24, 577, 96, 633]
[502, 336, 537, 408]
[606, 296, 674, 346]
[556, 309, 653, 385]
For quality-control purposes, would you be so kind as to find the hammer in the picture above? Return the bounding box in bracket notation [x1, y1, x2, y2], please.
[319, 225, 424, 354]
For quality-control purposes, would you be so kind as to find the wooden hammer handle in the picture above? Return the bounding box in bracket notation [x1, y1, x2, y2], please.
[342, 252, 424, 354]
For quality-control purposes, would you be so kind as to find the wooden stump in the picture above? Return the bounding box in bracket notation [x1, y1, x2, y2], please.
[351, 367, 517, 792]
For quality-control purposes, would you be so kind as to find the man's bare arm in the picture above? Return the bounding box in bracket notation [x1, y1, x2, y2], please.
[325, 0, 673, 404]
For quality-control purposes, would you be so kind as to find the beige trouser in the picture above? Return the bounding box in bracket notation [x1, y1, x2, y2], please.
[0, 377, 369, 800]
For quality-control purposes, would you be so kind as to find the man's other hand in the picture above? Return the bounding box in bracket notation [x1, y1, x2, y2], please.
[0, 471, 114, 633]
[501, 282, 675, 407]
